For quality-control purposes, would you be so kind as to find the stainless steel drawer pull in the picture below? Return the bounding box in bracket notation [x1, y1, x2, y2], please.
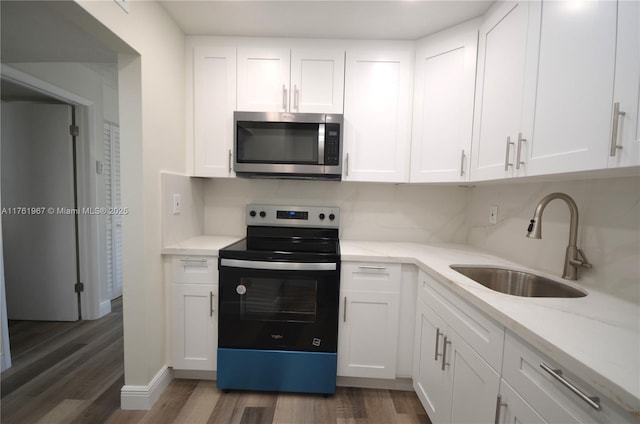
[540, 363, 601, 410]
[343, 297, 347, 323]
[228, 149, 232, 173]
[494, 394, 507, 424]
[434, 328, 443, 361]
[180, 258, 208, 263]
[209, 291, 214, 317]
[460, 149, 466, 177]
[609, 102, 626, 157]
[282, 84, 288, 110]
[358, 265, 387, 271]
[441, 336, 451, 370]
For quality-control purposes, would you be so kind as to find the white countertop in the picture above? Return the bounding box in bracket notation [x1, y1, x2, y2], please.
[163, 236, 640, 415]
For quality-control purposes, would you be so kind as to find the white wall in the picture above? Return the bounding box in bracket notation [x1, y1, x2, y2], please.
[202, 179, 470, 243]
[75, 0, 186, 392]
[161, 173, 205, 246]
[466, 176, 640, 303]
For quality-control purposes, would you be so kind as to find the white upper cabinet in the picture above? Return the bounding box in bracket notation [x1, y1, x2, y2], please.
[608, 0, 640, 168]
[237, 47, 345, 113]
[290, 49, 345, 114]
[193, 47, 237, 178]
[343, 49, 413, 182]
[526, 1, 617, 175]
[471, 1, 539, 181]
[410, 20, 479, 183]
[237, 48, 291, 112]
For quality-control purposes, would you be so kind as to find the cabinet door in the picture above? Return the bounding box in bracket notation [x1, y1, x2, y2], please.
[411, 20, 478, 183]
[193, 47, 236, 177]
[343, 49, 412, 182]
[171, 284, 217, 370]
[413, 298, 450, 423]
[338, 290, 400, 379]
[447, 329, 501, 424]
[497, 379, 548, 424]
[290, 49, 344, 114]
[237, 48, 290, 112]
[609, 0, 640, 168]
[527, 1, 617, 175]
[471, 1, 538, 181]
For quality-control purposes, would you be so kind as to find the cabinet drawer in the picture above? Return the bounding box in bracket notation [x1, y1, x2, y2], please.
[502, 331, 632, 424]
[418, 269, 504, 371]
[341, 262, 401, 292]
[171, 256, 217, 284]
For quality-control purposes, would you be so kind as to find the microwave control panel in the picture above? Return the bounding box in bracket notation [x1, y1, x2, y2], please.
[324, 123, 341, 166]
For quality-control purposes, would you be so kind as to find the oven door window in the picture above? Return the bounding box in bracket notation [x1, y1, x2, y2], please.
[239, 277, 317, 323]
[236, 122, 319, 164]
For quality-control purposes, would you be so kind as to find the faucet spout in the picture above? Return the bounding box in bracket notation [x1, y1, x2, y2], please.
[526, 192, 591, 280]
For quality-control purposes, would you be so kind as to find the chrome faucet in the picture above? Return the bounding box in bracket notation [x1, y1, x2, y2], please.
[526, 192, 592, 280]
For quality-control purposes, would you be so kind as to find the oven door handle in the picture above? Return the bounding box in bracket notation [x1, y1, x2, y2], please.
[220, 258, 337, 271]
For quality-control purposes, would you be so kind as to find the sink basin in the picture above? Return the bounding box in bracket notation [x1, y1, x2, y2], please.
[449, 265, 586, 298]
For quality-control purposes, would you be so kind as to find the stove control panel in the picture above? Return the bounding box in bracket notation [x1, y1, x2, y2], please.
[246, 204, 340, 228]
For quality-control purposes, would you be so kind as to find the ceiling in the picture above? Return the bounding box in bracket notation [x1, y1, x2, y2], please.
[160, 1, 494, 40]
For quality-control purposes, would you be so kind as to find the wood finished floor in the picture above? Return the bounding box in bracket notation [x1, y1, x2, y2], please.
[1, 298, 430, 424]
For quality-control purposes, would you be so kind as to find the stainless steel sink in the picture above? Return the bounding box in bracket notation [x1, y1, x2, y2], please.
[450, 265, 587, 298]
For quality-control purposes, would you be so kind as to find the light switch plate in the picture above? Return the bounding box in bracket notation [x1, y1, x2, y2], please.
[489, 205, 498, 225]
[173, 194, 181, 215]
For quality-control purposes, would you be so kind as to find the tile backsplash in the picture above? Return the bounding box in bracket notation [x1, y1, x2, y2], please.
[466, 176, 640, 303]
[202, 178, 470, 243]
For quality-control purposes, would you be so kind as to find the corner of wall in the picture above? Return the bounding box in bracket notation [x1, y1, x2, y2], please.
[120, 366, 173, 410]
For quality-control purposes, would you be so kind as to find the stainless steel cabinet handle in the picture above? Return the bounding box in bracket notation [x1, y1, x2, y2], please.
[504, 136, 514, 171]
[494, 394, 507, 424]
[434, 328, 443, 361]
[228, 149, 232, 173]
[294, 85, 299, 110]
[540, 363, 601, 410]
[209, 291, 214, 317]
[460, 150, 466, 177]
[609, 102, 626, 156]
[343, 296, 347, 322]
[516, 133, 526, 169]
[282, 84, 288, 110]
[441, 336, 451, 370]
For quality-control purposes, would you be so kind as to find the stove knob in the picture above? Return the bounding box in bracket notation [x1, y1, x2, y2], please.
[329, 213, 336, 221]
[249, 210, 256, 217]
[259, 211, 266, 218]
[319, 213, 326, 220]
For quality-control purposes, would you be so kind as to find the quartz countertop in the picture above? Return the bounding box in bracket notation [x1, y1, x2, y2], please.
[163, 236, 640, 416]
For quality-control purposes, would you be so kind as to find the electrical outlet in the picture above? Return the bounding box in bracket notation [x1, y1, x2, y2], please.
[489, 205, 498, 225]
[173, 194, 181, 215]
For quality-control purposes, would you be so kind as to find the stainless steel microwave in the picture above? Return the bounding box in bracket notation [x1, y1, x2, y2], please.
[233, 112, 343, 180]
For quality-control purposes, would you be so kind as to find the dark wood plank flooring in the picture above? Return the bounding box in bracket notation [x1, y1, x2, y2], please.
[1, 298, 429, 423]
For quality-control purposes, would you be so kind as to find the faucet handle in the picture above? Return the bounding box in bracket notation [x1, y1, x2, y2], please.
[570, 249, 593, 269]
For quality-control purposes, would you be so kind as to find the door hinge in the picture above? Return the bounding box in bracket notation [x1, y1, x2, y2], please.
[75, 282, 85, 293]
[70, 125, 80, 137]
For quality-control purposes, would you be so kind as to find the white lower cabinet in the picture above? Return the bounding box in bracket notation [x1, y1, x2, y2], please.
[500, 331, 633, 424]
[169, 256, 218, 371]
[496, 379, 547, 424]
[414, 297, 500, 423]
[338, 262, 401, 379]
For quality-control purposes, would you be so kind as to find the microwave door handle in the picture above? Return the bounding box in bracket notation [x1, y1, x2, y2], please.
[318, 123, 325, 165]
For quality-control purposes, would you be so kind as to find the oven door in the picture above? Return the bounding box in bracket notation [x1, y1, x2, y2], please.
[218, 258, 339, 353]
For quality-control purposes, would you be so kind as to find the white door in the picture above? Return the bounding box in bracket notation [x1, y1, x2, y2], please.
[338, 290, 400, 379]
[411, 21, 478, 183]
[609, 0, 640, 168]
[171, 283, 217, 370]
[193, 47, 237, 177]
[343, 49, 412, 182]
[471, 1, 538, 181]
[290, 49, 345, 114]
[527, 0, 617, 175]
[1, 102, 79, 321]
[497, 379, 548, 424]
[237, 48, 290, 112]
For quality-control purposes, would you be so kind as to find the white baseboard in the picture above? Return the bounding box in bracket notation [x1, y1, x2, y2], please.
[337, 376, 413, 391]
[98, 300, 112, 318]
[120, 366, 173, 410]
